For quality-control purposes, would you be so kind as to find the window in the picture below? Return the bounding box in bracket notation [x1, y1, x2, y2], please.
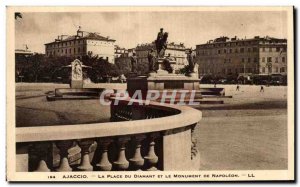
[281, 67, 285, 73]
[229, 48, 232, 53]
[235, 48, 238, 53]
[282, 57, 286, 63]
[74, 48, 76, 53]
[224, 59, 227, 63]
[218, 50, 221, 54]
[248, 58, 251, 63]
[275, 57, 278, 63]
[241, 58, 244, 63]
[253, 47, 257, 52]
[254, 58, 257, 63]
[224, 49, 227, 53]
[262, 57, 265, 62]
[262, 67, 265, 73]
[262, 47, 265, 52]
[248, 48, 251, 52]
[228, 58, 231, 63]
[65, 49, 67, 54]
[276, 47, 280, 52]
[267, 57, 272, 62]
[240, 48, 244, 53]
[69, 48, 71, 53]
[78, 47, 81, 53]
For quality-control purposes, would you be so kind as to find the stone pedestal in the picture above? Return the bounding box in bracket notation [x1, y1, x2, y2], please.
[71, 80, 83, 89]
[127, 73, 202, 103]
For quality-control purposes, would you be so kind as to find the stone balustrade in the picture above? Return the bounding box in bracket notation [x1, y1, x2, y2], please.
[16, 97, 202, 172]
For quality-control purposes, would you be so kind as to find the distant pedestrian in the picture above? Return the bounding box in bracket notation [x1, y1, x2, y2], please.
[214, 83, 217, 88]
[236, 85, 240, 91]
[260, 85, 264, 92]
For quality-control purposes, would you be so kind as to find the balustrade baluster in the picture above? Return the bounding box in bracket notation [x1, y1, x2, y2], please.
[77, 139, 94, 171]
[113, 137, 130, 171]
[144, 133, 159, 171]
[34, 142, 50, 172]
[56, 140, 73, 172]
[129, 135, 146, 171]
[96, 138, 113, 171]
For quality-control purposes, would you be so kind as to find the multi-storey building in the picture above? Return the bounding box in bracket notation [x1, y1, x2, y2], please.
[195, 36, 287, 77]
[114, 45, 128, 58]
[45, 29, 116, 63]
[135, 42, 191, 73]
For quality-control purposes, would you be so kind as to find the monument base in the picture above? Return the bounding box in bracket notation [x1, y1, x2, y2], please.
[127, 74, 202, 103]
[71, 80, 83, 89]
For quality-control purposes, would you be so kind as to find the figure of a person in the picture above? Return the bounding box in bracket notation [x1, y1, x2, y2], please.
[236, 84, 240, 91]
[148, 49, 157, 72]
[73, 63, 82, 80]
[260, 85, 264, 92]
[156, 28, 164, 42]
[130, 53, 137, 73]
[158, 32, 168, 57]
[162, 53, 173, 73]
[187, 50, 195, 73]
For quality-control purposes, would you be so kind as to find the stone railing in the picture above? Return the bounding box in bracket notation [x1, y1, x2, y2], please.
[16, 97, 202, 172]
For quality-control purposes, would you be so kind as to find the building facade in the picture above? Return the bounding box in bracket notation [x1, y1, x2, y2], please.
[45, 30, 116, 63]
[135, 42, 191, 73]
[195, 36, 287, 77]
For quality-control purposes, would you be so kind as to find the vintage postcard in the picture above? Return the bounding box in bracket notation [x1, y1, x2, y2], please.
[6, 6, 294, 182]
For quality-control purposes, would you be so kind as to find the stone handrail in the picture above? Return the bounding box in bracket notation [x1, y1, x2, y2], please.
[16, 97, 202, 172]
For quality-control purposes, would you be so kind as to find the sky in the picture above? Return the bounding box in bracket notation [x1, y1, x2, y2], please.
[15, 11, 288, 53]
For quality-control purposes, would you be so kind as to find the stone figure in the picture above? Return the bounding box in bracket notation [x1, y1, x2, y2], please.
[148, 49, 157, 72]
[162, 53, 173, 73]
[72, 60, 83, 80]
[187, 50, 196, 73]
[155, 28, 168, 58]
[130, 53, 138, 73]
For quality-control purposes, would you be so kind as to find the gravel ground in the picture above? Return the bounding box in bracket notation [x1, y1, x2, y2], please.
[194, 84, 288, 170]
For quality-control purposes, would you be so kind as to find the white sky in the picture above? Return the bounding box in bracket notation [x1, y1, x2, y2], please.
[15, 11, 287, 53]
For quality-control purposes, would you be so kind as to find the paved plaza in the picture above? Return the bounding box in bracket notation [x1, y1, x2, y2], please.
[16, 83, 287, 170]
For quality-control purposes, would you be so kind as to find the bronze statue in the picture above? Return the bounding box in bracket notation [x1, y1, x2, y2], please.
[148, 49, 157, 72]
[155, 28, 168, 58]
[130, 53, 137, 73]
[187, 49, 196, 73]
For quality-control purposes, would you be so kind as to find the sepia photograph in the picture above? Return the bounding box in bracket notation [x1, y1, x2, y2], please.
[6, 6, 294, 182]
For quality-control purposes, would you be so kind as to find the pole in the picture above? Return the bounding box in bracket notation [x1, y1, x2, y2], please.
[244, 61, 246, 84]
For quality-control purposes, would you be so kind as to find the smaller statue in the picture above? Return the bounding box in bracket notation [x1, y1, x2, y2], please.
[72, 60, 83, 80]
[130, 53, 138, 73]
[162, 53, 174, 74]
[187, 49, 196, 73]
[148, 49, 157, 72]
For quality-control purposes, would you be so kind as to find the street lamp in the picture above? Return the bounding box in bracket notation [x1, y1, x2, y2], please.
[243, 61, 246, 84]
[266, 61, 272, 86]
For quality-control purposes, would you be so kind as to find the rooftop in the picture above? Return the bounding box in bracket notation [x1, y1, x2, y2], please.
[45, 30, 116, 45]
[197, 36, 287, 47]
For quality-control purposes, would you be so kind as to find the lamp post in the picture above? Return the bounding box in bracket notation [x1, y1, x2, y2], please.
[243, 61, 246, 84]
[266, 62, 272, 86]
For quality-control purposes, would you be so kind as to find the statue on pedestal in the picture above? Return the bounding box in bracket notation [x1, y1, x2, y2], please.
[187, 49, 195, 73]
[148, 49, 157, 73]
[155, 28, 168, 58]
[130, 53, 138, 73]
